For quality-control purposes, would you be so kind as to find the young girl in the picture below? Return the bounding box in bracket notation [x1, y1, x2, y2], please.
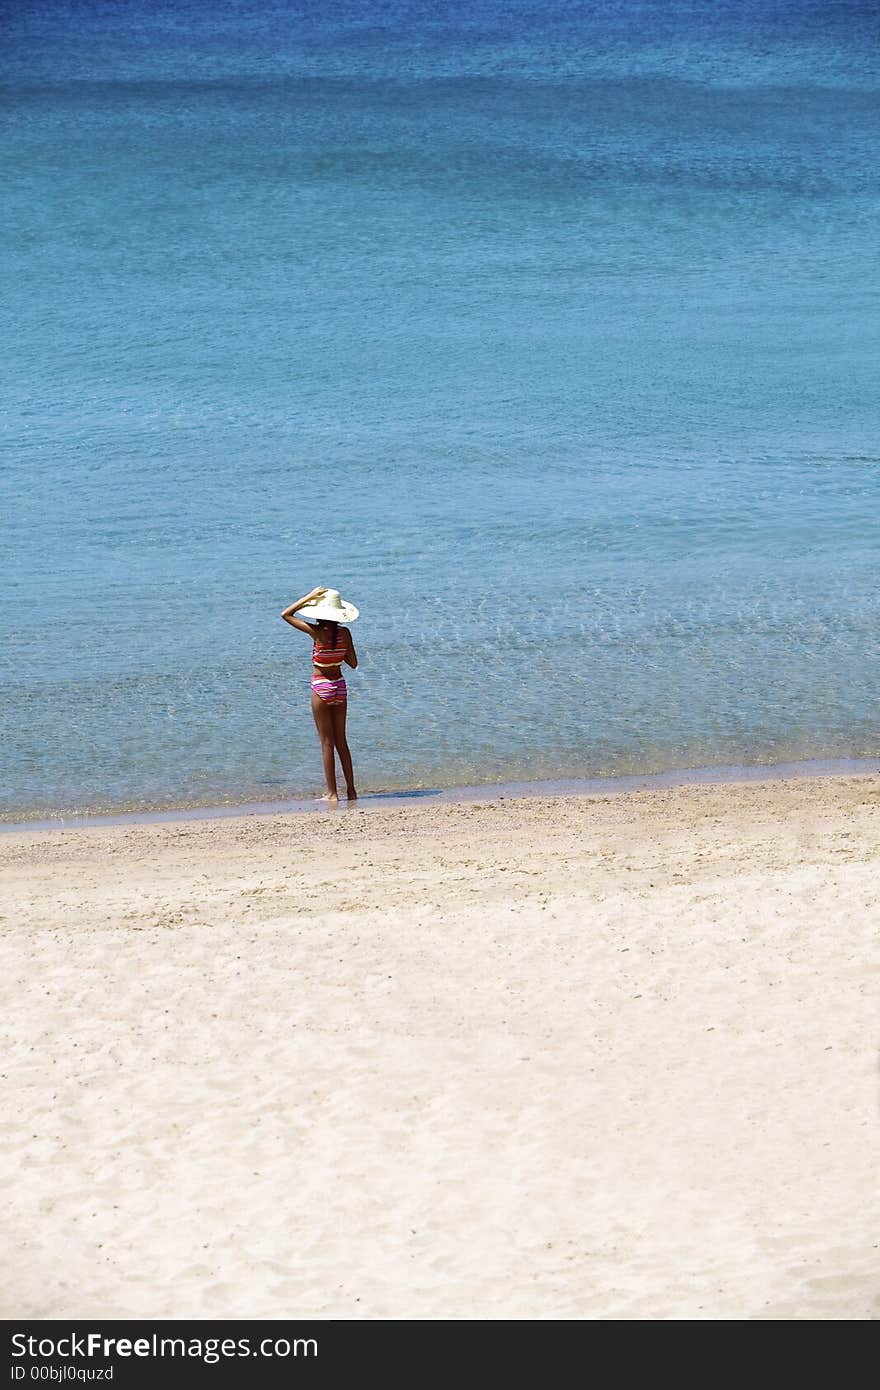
[281, 586, 359, 803]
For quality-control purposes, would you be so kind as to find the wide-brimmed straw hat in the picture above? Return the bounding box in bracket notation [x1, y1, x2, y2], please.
[301, 588, 359, 623]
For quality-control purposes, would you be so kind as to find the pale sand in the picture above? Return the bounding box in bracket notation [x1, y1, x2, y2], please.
[2, 775, 877, 1321]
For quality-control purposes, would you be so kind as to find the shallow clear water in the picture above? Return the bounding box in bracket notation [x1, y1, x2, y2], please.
[3, 1, 880, 819]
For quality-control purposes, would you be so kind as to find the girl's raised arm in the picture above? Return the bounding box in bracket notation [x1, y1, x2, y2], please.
[281, 587, 326, 635]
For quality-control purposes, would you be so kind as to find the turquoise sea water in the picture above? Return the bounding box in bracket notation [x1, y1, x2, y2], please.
[3, 1, 879, 819]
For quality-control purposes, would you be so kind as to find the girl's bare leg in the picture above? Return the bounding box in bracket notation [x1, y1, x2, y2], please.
[330, 702, 357, 799]
[311, 692, 338, 801]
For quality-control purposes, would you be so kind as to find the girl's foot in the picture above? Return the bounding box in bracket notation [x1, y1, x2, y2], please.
[320, 792, 339, 804]
[346, 787, 358, 801]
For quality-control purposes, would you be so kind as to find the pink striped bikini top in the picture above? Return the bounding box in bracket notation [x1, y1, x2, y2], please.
[312, 627, 348, 669]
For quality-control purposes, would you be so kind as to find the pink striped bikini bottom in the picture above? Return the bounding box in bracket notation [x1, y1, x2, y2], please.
[311, 676, 347, 705]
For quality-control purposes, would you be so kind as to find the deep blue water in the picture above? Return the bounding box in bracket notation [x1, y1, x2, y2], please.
[3, 1, 879, 818]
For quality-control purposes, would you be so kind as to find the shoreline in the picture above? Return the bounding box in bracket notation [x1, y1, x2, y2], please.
[3, 754, 879, 834]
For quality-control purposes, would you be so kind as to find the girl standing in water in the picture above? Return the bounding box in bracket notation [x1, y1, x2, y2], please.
[281, 586, 359, 803]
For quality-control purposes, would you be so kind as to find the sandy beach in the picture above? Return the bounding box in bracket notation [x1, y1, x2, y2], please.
[2, 773, 877, 1320]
